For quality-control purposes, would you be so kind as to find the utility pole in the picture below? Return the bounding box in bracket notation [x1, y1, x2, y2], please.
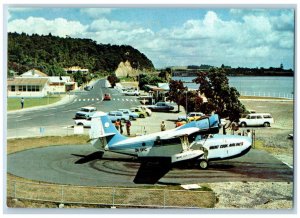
[185, 87, 188, 118]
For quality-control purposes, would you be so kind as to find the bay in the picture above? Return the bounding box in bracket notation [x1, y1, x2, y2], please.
[172, 76, 294, 99]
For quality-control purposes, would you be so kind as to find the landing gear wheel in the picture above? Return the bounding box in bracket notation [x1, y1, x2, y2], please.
[198, 160, 208, 169]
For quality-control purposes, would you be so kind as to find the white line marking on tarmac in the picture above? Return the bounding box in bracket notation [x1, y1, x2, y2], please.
[122, 99, 125, 101]
[62, 110, 75, 113]
[78, 99, 82, 101]
[126, 99, 129, 101]
[17, 118, 32, 121]
[96, 98, 99, 101]
[43, 113, 55, 117]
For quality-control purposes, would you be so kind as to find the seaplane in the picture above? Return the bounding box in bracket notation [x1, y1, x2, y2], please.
[88, 112, 252, 184]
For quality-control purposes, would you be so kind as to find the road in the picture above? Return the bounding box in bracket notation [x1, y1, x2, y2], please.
[7, 144, 293, 186]
[7, 79, 141, 131]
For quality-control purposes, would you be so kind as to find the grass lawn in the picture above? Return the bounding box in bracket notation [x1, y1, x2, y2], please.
[7, 96, 62, 111]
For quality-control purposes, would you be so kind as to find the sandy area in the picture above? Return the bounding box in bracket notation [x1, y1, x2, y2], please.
[211, 99, 295, 209]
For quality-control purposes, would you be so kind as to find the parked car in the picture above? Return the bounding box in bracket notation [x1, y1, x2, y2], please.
[239, 113, 274, 127]
[146, 102, 174, 112]
[123, 89, 140, 96]
[178, 112, 205, 122]
[118, 109, 139, 120]
[74, 117, 91, 127]
[75, 106, 97, 119]
[108, 111, 130, 122]
[103, 93, 111, 101]
[130, 107, 147, 118]
[137, 105, 152, 116]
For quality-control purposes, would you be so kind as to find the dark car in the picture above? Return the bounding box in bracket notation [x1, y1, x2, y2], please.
[147, 102, 174, 112]
[103, 93, 111, 101]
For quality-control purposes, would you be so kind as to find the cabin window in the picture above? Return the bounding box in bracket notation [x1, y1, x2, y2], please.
[142, 142, 146, 147]
[11, 85, 15, 91]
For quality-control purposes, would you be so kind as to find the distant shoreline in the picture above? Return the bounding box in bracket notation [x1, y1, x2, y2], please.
[172, 74, 294, 77]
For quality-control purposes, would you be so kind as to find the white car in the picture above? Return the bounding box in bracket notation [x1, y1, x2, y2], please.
[239, 113, 274, 127]
[75, 106, 97, 119]
[74, 117, 91, 127]
[123, 89, 140, 96]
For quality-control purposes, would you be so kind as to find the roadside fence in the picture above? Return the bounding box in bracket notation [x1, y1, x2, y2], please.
[7, 180, 215, 208]
[240, 91, 294, 99]
[7, 124, 153, 139]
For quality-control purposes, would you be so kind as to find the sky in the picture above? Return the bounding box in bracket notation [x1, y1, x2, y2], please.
[5, 6, 295, 70]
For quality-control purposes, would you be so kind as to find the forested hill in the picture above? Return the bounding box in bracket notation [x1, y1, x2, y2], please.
[8, 32, 155, 76]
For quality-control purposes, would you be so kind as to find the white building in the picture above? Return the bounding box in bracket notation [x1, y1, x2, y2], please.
[64, 66, 89, 75]
[47, 76, 77, 93]
[7, 77, 49, 97]
[7, 68, 78, 97]
[20, 69, 78, 93]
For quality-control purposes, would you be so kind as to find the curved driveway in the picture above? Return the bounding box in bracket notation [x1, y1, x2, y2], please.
[7, 145, 293, 186]
[7, 79, 141, 138]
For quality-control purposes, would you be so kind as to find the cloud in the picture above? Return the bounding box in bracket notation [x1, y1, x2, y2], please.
[89, 18, 133, 31]
[80, 8, 114, 18]
[8, 17, 88, 37]
[7, 9, 294, 69]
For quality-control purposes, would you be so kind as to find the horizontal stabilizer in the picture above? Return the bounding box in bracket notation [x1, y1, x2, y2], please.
[88, 132, 116, 141]
[134, 157, 172, 184]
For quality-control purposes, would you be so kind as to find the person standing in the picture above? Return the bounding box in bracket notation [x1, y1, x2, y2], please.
[115, 119, 120, 131]
[160, 120, 166, 131]
[120, 121, 124, 134]
[21, 97, 24, 109]
[126, 120, 131, 136]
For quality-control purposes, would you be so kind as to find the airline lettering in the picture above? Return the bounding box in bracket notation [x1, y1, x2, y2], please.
[135, 147, 148, 152]
[210, 142, 244, 150]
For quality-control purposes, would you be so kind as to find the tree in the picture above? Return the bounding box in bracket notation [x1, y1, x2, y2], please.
[138, 74, 166, 90]
[107, 74, 120, 88]
[193, 68, 246, 122]
[167, 80, 204, 113]
[167, 80, 186, 112]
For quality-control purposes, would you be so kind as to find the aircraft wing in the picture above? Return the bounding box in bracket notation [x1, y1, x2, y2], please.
[159, 127, 200, 140]
[133, 157, 172, 184]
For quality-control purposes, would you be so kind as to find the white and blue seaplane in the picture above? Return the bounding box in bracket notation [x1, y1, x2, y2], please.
[88, 112, 252, 183]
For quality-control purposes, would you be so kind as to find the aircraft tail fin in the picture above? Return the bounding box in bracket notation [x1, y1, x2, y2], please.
[89, 112, 127, 149]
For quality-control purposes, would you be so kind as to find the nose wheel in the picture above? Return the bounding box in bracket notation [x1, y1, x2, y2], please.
[197, 159, 208, 169]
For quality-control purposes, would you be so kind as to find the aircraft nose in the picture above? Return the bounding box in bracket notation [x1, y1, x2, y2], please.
[244, 136, 252, 147]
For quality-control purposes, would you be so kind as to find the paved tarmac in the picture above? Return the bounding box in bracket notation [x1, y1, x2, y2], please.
[7, 144, 293, 186]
